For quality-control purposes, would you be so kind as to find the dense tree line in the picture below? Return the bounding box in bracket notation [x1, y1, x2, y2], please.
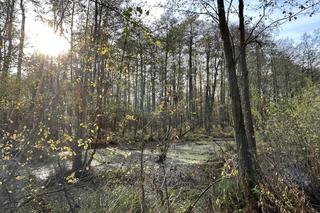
[0, 0, 319, 211]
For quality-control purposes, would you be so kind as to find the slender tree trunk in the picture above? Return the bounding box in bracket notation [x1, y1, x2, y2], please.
[70, 0, 75, 82]
[72, 0, 90, 173]
[211, 58, 219, 128]
[217, 0, 257, 210]
[238, 0, 257, 154]
[255, 45, 262, 97]
[1, 0, 15, 123]
[199, 68, 203, 127]
[127, 62, 131, 109]
[177, 42, 183, 103]
[2, 0, 15, 78]
[188, 24, 193, 116]
[163, 36, 168, 110]
[284, 60, 290, 99]
[172, 51, 177, 108]
[219, 58, 226, 128]
[117, 32, 128, 106]
[271, 55, 278, 101]
[151, 61, 156, 112]
[139, 40, 145, 112]
[205, 42, 211, 131]
[0, 23, 3, 70]
[134, 56, 139, 111]
[17, 0, 25, 88]
[255, 45, 264, 119]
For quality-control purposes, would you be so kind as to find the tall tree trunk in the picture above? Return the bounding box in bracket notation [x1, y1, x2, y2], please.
[151, 51, 156, 112]
[17, 0, 25, 88]
[72, 0, 90, 173]
[11, 0, 25, 130]
[0, 23, 3, 70]
[70, 0, 75, 82]
[117, 32, 128, 107]
[205, 43, 211, 131]
[134, 56, 139, 111]
[255, 45, 264, 119]
[271, 55, 278, 101]
[219, 58, 226, 128]
[139, 40, 145, 112]
[1, 0, 15, 124]
[211, 58, 219, 128]
[238, 0, 257, 153]
[284, 60, 290, 99]
[163, 36, 168, 110]
[217, 0, 257, 210]
[2, 0, 15, 79]
[188, 24, 194, 116]
[177, 42, 183, 103]
[199, 67, 203, 128]
[255, 45, 262, 97]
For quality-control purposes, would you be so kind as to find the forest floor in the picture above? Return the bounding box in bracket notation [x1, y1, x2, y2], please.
[25, 138, 237, 212]
[32, 139, 234, 181]
[12, 134, 320, 212]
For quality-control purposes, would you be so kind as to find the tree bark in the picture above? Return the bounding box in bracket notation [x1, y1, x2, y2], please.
[139, 40, 145, 111]
[238, 0, 257, 154]
[2, 0, 15, 78]
[219, 58, 226, 128]
[211, 57, 219, 128]
[271, 55, 278, 101]
[205, 38, 211, 131]
[217, 0, 257, 210]
[17, 0, 25, 88]
[188, 23, 194, 116]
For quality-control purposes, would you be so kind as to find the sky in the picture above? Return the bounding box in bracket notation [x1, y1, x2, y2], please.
[24, 0, 320, 56]
[140, 0, 320, 42]
[277, 12, 320, 40]
[24, 2, 70, 56]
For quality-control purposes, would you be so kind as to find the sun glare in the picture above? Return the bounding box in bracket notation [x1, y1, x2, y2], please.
[30, 22, 69, 56]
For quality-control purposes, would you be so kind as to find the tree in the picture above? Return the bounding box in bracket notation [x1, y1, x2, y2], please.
[217, 0, 257, 210]
[17, 0, 25, 89]
[238, 0, 257, 153]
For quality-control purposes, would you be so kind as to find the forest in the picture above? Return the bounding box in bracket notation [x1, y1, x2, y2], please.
[0, 0, 320, 212]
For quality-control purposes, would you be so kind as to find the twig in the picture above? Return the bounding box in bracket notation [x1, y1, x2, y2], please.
[185, 177, 227, 213]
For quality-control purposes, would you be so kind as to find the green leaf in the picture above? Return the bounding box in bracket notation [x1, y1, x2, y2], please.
[124, 25, 129, 34]
[123, 7, 133, 19]
[156, 40, 161, 48]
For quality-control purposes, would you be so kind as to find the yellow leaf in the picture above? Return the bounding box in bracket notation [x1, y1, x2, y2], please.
[15, 176, 23, 180]
[231, 169, 238, 176]
[66, 172, 78, 184]
[126, 114, 136, 121]
[99, 47, 108, 55]
[156, 40, 161, 48]
[84, 143, 88, 150]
